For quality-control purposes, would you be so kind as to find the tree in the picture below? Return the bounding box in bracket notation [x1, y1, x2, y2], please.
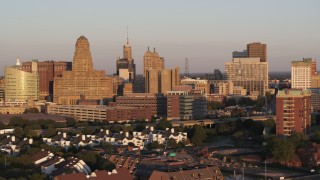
[225, 98, 237, 107]
[43, 127, 57, 138]
[148, 141, 161, 150]
[101, 142, 112, 153]
[81, 127, 94, 135]
[255, 96, 266, 111]
[239, 97, 254, 106]
[243, 119, 255, 129]
[232, 131, 244, 142]
[207, 101, 225, 110]
[310, 130, 320, 143]
[97, 158, 115, 171]
[23, 108, 40, 114]
[77, 151, 98, 170]
[290, 132, 308, 148]
[23, 126, 37, 138]
[150, 116, 157, 123]
[156, 119, 172, 131]
[265, 91, 274, 104]
[216, 123, 231, 135]
[0, 122, 6, 129]
[28, 173, 46, 180]
[66, 117, 76, 127]
[135, 124, 146, 132]
[8, 117, 29, 127]
[166, 138, 177, 148]
[14, 127, 24, 139]
[271, 138, 295, 162]
[191, 125, 207, 146]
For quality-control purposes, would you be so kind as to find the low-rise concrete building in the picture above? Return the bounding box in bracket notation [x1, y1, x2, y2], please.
[47, 105, 152, 122]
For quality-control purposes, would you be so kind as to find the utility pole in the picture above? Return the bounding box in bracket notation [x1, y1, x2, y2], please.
[5, 155, 7, 171]
[242, 166, 244, 180]
[265, 160, 267, 180]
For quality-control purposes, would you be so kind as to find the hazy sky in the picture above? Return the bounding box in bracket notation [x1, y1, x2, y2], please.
[0, 0, 319, 75]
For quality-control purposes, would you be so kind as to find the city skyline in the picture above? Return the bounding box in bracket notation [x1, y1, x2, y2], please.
[1, 0, 320, 75]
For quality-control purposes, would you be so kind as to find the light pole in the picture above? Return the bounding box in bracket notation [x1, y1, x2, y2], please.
[265, 160, 267, 180]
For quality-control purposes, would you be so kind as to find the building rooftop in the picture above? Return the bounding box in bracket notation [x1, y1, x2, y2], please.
[277, 89, 311, 97]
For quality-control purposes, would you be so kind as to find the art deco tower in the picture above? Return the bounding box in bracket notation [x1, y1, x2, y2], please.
[73, 36, 93, 75]
[123, 36, 132, 61]
[116, 35, 135, 82]
[143, 47, 164, 77]
[53, 36, 113, 105]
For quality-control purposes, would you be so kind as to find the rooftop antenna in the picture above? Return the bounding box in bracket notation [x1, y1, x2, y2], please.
[185, 58, 190, 77]
[126, 26, 129, 44]
[16, 57, 21, 66]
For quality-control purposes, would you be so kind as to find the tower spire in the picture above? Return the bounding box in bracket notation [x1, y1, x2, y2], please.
[16, 57, 21, 66]
[126, 26, 129, 44]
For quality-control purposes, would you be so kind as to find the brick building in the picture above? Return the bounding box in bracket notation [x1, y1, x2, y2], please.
[116, 93, 167, 117]
[167, 91, 207, 120]
[276, 89, 311, 136]
[22, 60, 72, 100]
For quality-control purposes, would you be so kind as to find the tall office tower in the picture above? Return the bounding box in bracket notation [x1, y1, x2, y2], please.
[276, 89, 311, 136]
[291, 58, 316, 89]
[53, 36, 113, 105]
[116, 37, 136, 82]
[225, 58, 268, 96]
[145, 67, 180, 94]
[0, 77, 5, 101]
[22, 60, 72, 100]
[4, 59, 39, 102]
[247, 42, 267, 62]
[143, 47, 164, 77]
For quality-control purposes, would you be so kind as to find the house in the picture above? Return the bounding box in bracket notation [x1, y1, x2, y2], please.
[51, 156, 91, 176]
[43, 132, 71, 148]
[31, 150, 55, 165]
[149, 166, 223, 180]
[0, 135, 33, 156]
[53, 168, 132, 180]
[115, 131, 143, 147]
[71, 134, 99, 148]
[40, 156, 65, 174]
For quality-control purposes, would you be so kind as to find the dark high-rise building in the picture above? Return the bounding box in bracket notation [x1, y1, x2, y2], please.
[276, 89, 311, 136]
[232, 50, 248, 58]
[247, 42, 267, 62]
[116, 36, 136, 82]
[21, 60, 72, 100]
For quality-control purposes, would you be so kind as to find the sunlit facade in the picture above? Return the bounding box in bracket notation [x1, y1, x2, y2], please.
[4, 65, 39, 102]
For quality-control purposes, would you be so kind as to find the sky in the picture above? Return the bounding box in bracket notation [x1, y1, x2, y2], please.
[0, 0, 320, 75]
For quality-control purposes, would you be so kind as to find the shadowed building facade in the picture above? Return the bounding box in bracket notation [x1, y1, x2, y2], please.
[145, 67, 180, 94]
[53, 36, 113, 105]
